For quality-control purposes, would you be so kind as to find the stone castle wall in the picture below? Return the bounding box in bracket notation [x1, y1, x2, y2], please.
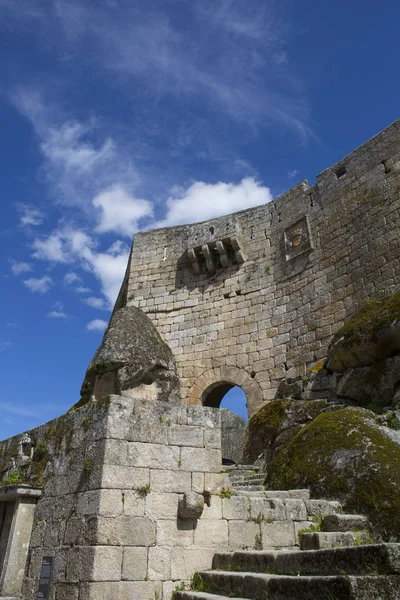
[125, 119, 400, 415]
[0, 398, 315, 600]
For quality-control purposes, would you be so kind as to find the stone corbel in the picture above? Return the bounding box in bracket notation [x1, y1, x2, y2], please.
[216, 240, 231, 268]
[188, 248, 200, 274]
[231, 236, 247, 264]
[202, 244, 216, 273]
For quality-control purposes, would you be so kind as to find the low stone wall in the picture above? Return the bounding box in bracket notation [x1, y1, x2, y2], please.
[1, 397, 315, 599]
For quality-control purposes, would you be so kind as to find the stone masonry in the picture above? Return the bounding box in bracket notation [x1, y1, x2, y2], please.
[0, 397, 325, 600]
[122, 119, 400, 416]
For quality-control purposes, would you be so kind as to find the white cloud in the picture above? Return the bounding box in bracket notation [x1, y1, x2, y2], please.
[75, 286, 92, 295]
[17, 203, 44, 226]
[86, 319, 108, 332]
[32, 226, 129, 306]
[47, 301, 68, 318]
[64, 271, 82, 285]
[10, 260, 33, 275]
[12, 90, 141, 210]
[93, 185, 153, 236]
[47, 310, 68, 319]
[154, 177, 272, 228]
[84, 296, 106, 310]
[287, 169, 299, 180]
[24, 276, 53, 294]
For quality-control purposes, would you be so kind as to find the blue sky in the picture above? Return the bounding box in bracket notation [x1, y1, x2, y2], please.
[0, 0, 399, 439]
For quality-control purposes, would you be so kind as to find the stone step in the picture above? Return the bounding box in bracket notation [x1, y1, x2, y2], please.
[304, 499, 342, 516]
[322, 513, 368, 532]
[231, 485, 265, 491]
[195, 571, 400, 599]
[176, 593, 250, 600]
[229, 475, 265, 483]
[300, 531, 359, 550]
[231, 489, 310, 500]
[212, 544, 400, 576]
[236, 465, 259, 471]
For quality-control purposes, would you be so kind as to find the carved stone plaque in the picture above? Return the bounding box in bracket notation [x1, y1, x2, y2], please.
[284, 215, 314, 261]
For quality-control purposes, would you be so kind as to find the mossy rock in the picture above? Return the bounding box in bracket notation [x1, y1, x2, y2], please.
[265, 407, 400, 541]
[327, 292, 400, 371]
[243, 398, 343, 464]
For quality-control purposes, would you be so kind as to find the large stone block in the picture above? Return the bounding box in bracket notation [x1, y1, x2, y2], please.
[261, 521, 296, 548]
[167, 425, 204, 447]
[145, 492, 179, 519]
[80, 580, 162, 600]
[193, 519, 228, 548]
[122, 546, 148, 581]
[150, 469, 191, 493]
[127, 441, 180, 469]
[180, 447, 221, 472]
[228, 520, 261, 549]
[76, 490, 124, 518]
[101, 466, 149, 489]
[122, 490, 145, 517]
[148, 546, 171, 580]
[66, 546, 123, 582]
[89, 516, 156, 546]
[156, 519, 194, 547]
[222, 496, 249, 520]
[170, 547, 215, 580]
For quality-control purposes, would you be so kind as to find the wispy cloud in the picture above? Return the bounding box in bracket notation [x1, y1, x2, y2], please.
[86, 319, 108, 332]
[24, 275, 53, 294]
[8, 1, 311, 138]
[17, 203, 44, 226]
[0, 341, 12, 352]
[47, 301, 69, 319]
[9, 259, 33, 275]
[287, 169, 299, 180]
[31, 226, 128, 305]
[83, 297, 107, 310]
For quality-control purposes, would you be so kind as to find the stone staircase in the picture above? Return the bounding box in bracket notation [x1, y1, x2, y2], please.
[174, 467, 400, 599]
[175, 543, 400, 599]
[228, 464, 266, 493]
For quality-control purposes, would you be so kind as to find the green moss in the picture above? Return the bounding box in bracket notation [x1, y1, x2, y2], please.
[3, 469, 25, 486]
[68, 397, 90, 412]
[45, 417, 73, 451]
[84, 458, 94, 473]
[82, 416, 91, 432]
[30, 440, 50, 487]
[136, 484, 151, 497]
[331, 291, 400, 348]
[243, 399, 291, 463]
[219, 487, 232, 499]
[191, 573, 211, 593]
[266, 407, 400, 540]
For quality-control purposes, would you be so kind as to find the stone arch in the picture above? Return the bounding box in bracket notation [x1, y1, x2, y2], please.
[186, 367, 265, 418]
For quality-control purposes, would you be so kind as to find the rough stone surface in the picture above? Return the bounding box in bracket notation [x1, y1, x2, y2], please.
[220, 409, 246, 464]
[79, 306, 180, 404]
[178, 492, 205, 520]
[118, 120, 400, 417]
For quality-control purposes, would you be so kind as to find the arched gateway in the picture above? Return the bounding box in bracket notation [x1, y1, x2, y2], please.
[186, 367, 264, 418]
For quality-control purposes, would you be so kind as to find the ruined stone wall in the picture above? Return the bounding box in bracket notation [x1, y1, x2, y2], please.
[125, 119, 400, 415]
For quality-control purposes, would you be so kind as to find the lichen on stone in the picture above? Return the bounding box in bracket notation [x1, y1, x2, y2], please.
[265, 406, 400, 541]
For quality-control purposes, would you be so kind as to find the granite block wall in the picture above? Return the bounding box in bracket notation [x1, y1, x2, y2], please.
[0, 397, 319, 600]
[124, 119, 400, 415]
